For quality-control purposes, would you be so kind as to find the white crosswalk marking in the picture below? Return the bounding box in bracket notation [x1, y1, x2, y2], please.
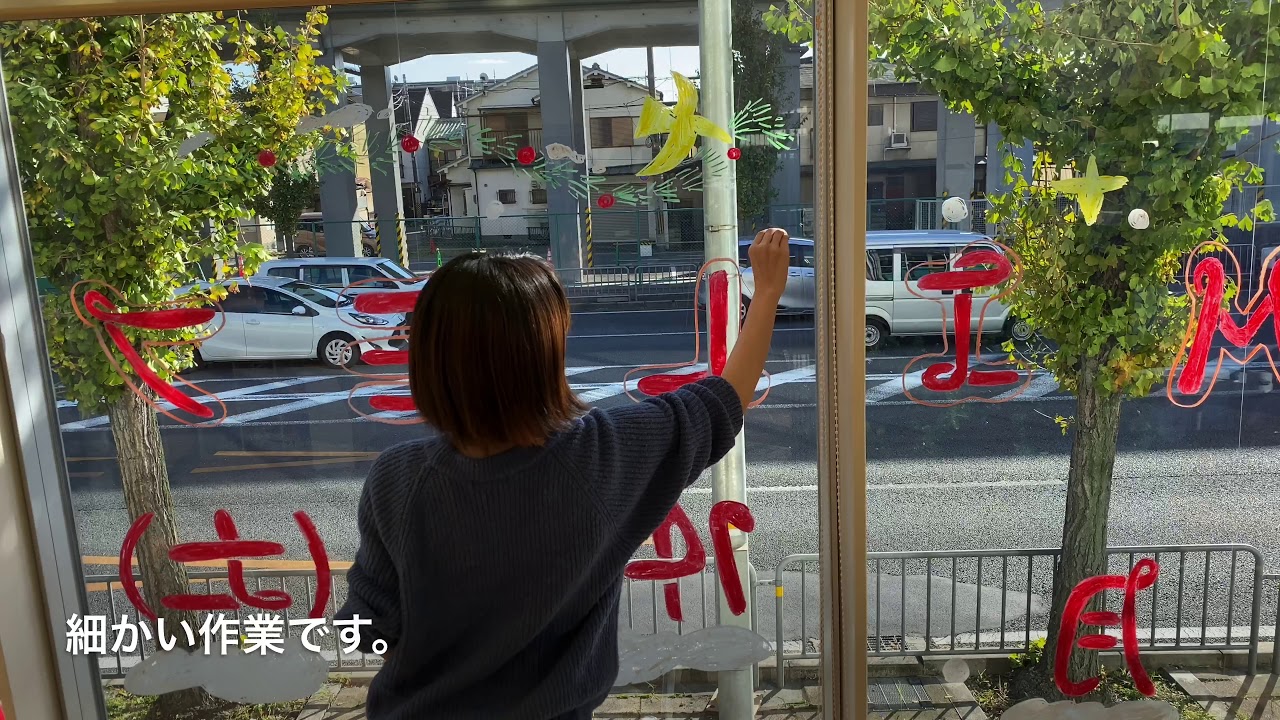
[997, 373, 1058, 400]
[58, 377, 320, 430]
[865, 370, 924, 404]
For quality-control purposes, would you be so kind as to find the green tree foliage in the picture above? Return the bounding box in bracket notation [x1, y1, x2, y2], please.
[763, 0, 815, 44]
[2, 10, 340, 411]
[733, 0, 790, 226]
[0, 11, 341, 714]
[863, 0, 1277, 693]
[252, 166, 319, 250]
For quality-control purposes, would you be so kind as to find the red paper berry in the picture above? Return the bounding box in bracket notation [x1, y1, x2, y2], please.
[401, 135, 421, 154]
[517, 146, 537, 165]
[598, 194, 616, 209]
[257, 150, 277, 168]
[727, 147, 742, 160]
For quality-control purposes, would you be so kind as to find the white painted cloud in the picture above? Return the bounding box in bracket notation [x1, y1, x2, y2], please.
[376, 108, 393, 120]
[484, 200, 506, 221]
[1002, 699, 1179, 720]
[615, 626, 771, 686]
[468, 57, 510, 64]
[177, 132, 214, 158]
[544, 143, 585, 164]
[123, 636, 327, 704]
[296, 104, 374, 134]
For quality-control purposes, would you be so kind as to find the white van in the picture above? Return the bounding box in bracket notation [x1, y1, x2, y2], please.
[865, 230, 1032, 349]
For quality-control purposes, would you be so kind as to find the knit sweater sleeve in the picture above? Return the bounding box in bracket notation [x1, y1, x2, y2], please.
[559, 375, 744, 534]
[334, 449, 408, 655]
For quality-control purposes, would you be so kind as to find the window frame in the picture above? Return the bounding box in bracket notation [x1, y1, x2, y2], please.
[910, 100, 938, 132]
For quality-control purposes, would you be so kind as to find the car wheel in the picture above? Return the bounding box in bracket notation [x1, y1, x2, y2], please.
[1007, 316, 1034, 342]
[866, 317, 889, 350]
[739, 294, 751, 320]
[319, 333, 361, 369]
[363, 244, 378, 258]
[296, 245, 316, 258]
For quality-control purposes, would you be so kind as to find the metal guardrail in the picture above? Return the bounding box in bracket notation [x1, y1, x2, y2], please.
[633, 263, 702, 299]
[560, 266, 631, 301]
[774, 544, 1270, 687]
[84, 543, 1272, 689]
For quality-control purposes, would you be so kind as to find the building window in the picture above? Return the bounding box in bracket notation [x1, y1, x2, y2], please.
[531, 188, 547, 205]
[911, 101, 938, 132]
[869, 104, 884, 126]
[591, 117, 635, 148]
[498, 189, 517, 204]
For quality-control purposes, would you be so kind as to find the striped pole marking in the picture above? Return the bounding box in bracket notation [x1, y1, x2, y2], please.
[585, 206, 594, 268]
[397, 214, 409, 267]
[373, 221, 382, 257]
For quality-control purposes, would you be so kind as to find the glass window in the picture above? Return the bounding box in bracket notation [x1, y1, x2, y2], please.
[0, 3, 830, 715]
[911, 100, 938, 132]
[903, 248, 949, 281]
[346, 265, 398, 289]
[220, 286, 267, 313]
[789, 242, 814, 268]
[868, 103, 884, 126]
[301, 265, 344, 287]
[282, 281, 352, 308]
[376, 260, 417, 280]
[262, 287, 302, 314]
[590, 117, 635, 148]
[867, 249, 893, 281]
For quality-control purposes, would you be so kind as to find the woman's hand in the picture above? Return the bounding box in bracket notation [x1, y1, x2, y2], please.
[747, 228, 790, 305]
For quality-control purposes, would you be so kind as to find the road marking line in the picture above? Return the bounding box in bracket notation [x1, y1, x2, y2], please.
[997, 373, 1058, 400]
[865, 370, 924, 404]
[60, 377, 321, 430]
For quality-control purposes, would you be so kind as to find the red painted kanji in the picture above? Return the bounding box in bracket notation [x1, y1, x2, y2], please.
[624, 259, 769, 406]
[624, 501, 756, 621]
[900, 242, 1032, 407]
[118, 510, 331, 623]
[71, 280, 227, 425]
[1168, 244, 1280, 407]
[1054, 559, 1159, 697]
[337, 278, 425, 423]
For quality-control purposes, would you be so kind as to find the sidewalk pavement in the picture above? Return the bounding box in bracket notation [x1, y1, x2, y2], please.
[1170, 671, 1280, 720]
[294, 678, 987, 719]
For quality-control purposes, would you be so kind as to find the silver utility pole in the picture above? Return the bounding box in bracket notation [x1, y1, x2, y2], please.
[699, 0, 754, 717]
[645, 47, 663, 250]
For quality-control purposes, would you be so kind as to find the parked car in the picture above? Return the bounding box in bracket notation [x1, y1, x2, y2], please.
[180, 277, 406, 369]
[293, 212, 378, 258]
[863, 230, 1031, 350]
[256, 257, 425, 296]
[708, 231, 1030, 350]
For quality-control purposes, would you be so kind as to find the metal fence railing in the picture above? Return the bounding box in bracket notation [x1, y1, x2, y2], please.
[84, 543, 1273, 689]
[633, 263, 702, 300]
[774, 544, 1271, 687]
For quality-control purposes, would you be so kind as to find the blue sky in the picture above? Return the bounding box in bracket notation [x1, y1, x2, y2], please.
[389, 47, 703, 95]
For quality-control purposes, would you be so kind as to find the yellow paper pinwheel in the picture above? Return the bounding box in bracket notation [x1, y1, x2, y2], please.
[634, 72, 733, 177]
[1050, 156, 1129, 226]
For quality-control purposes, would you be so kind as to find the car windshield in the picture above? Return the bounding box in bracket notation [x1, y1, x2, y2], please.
[281, 281, 352, 308]
[377, 260, 419, 281]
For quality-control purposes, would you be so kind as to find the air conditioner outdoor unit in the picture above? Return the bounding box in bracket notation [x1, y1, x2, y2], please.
[531, 180, 545, 190]
[887, 132, 910, 149]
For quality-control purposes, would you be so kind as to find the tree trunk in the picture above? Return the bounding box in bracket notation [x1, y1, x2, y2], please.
[1041, 354, 1124, 697]
[108, 390, 216, 714]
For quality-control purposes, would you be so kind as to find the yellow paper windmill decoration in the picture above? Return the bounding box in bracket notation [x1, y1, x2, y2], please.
[1050, 156, 1129, 226]
[634, 72, 733, 177]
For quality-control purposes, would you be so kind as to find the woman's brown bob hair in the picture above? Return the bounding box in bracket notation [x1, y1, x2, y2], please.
[408, 252, 587, 449]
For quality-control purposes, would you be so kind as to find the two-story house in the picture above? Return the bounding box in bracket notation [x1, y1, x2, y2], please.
[440, 64, 661, 245]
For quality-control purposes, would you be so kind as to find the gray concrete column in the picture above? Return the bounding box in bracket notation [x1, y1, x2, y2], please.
[570, 54, 588, 171]
[986, 122, 1034, 197]
[770, 44, 806, 222]
[936, 102, 976, 231]
[360, 65, 407, 262]
[537, 40, 583, 278]
[317, 48, 361, 258]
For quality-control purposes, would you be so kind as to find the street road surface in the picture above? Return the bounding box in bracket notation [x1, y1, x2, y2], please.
[60, 308, 1280, 638]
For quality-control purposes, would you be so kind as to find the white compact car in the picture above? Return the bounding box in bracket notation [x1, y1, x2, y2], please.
[180, 277, 406, 368]
[257, 257, 424, 296]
